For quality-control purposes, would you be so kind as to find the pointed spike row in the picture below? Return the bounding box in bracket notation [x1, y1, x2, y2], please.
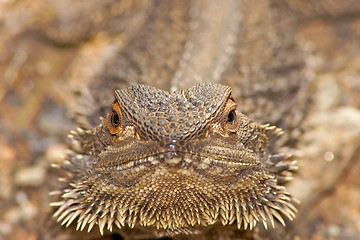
[279, 176, 294, 182]
[107, 220, 113, 232]
[70, 130, 77, 135]
[269, 154, 291, 165]
[266, 201, 281, 211]
[229, 208, 236, 224]
[147, 215, 156, 227]
[250, 218, 257, 230]
[60, 210, 74, 225]
[57, 205, 77, 221]
[210, 207, 218, 220]
[273, 185, 287, 191]
[114, 219, 122, 230]
[274, 197, 292, 206]
[110, 206, 116, 219]
[53, 200, 73, 217]
[84, 129, 92, 134]
[280, 202, 296, 220]
[68, 183, 79, 189]
[289, 161, 299, 171]
[100, 207, 110, 218]
[236, 215, 242, 229]
[286, 201, 298, 212]
[98, 215, 107, 235]
[256, 206, 267, 221]
[85, 204, 96, 216]
[95, 205, 105, 215]
[240, 201, 247, 211]
[276, 192, 293, 201]
[51, 164, 60, 169]
[242, 207, 250, 224]
[116, 210, 126, 227]
[139, 210, 147, 223]
[58, 177, 68, 182]
[87, 220, 96, 233]
[66, 210, 83, 227]
[76, 220, 82, 231]
[253, 219, 258, 229]
[270, 208, 285, 226]
[88, 213, 98, 225]
[249, 214, 254, 230]
[249, 208, 260, 222]
[106, 212, 115, 232]
[77, 210, 88, 224]
[50, 200, 65, 206]
[105, 201, 111, 210]
[128, 215, 136, 228]
[220, 209, 228, 225]
[62, 191, 80, 199]
[80, 213, 91, 231]
[243, 217, 249, 230]
[264, 206, 275, 228]
[160, 216, 168, 229]
[264, 125, 278, 131]
[262, 218, 268, 230]
[278, 206, 295, 221]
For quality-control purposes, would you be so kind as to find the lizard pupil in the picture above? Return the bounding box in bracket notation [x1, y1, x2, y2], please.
[227, 110, 236, 123]
[111, 112, 120, 127]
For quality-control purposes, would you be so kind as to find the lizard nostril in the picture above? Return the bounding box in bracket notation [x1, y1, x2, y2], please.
[165, 143, 178, 151]
[165, 151, 179, 159]
[164, 143, 180, 159]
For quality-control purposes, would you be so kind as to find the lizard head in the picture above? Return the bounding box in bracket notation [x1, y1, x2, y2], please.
[52, 82, 297, 236]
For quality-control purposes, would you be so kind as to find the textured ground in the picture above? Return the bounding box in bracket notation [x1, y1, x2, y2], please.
[0, 1, 360, 240]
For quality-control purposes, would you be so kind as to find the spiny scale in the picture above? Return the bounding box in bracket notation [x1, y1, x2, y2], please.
[51, 83, 298, 237]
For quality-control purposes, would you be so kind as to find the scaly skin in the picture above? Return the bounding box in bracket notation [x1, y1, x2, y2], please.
[51, 83, 297, 239]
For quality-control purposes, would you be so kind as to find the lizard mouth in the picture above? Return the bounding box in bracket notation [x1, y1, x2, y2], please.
[105, 149, 257, 170]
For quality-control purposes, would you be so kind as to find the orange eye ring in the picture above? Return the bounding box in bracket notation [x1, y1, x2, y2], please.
[106, 102, 123, 135]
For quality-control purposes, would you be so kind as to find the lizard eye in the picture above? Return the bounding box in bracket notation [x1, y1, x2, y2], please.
[224, 97, 239, 133]
[111, 112, 120, 127]
[106, 102, 123, 135]
[226, 109, 239, 133]
[227, 109, 236, 124]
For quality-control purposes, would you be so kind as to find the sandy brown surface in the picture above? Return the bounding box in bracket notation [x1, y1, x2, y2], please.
[0, 1, 359, 240]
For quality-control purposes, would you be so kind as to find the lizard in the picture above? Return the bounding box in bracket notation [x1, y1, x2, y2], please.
[50, 82, 297, 239]
[45, 0, 360, 239]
